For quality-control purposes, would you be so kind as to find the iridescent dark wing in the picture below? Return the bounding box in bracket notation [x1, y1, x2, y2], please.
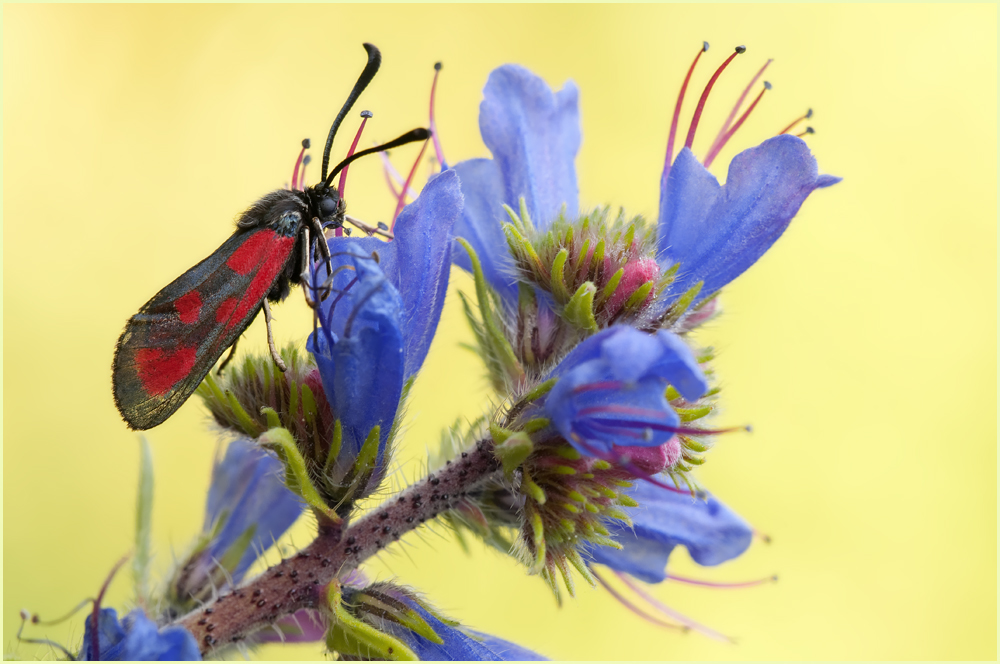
[113, 226, 297, 430]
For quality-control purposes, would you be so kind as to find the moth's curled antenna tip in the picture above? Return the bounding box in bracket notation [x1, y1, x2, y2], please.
[434, 61, 443, 70]
[301, 138, 311, 149]
[702, 41, 710, 52]
[763, 81, 772, 90]
[735, 45, 747, 54]
[806, 108, 814, 119]
[361, 110, 373, 118]
[303, 155, 312, 165]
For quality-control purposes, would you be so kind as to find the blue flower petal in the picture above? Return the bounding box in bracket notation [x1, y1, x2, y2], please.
[588, 482, 753, 584]
[335, 170, 462, 378]
[657, 134, 840, 300]
[451, 158, 519, 301]
[204, 439, 303, 582]
[395, 604, 547, 661]
[80, 609, 200, 661]
[308, 254, 404, 482]
[479, 65, 581, 230]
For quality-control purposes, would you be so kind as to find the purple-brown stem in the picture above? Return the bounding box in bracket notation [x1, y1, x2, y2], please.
[177, 439, 500, 655]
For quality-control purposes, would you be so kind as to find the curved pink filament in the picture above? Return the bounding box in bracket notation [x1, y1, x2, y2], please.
[291, 145, 307, 191]
[337, 114, 371, 202]
[684, 49, 743, 152]
[429, 65, 447, 169]
[704, 84, 769, 167]
[663, 43, 707, 185]
[667, 573, 777, 589]
[706, 59, 772, 158]
[615, 571, 734, 643]
[391, 139, 429, 230]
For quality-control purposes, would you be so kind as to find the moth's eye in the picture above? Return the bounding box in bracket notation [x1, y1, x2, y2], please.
[319, 197, 339, 218]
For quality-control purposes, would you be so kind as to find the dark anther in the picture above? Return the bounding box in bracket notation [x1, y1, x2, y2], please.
[257, 599, 267, 608]
[302, 138, 311, 149]
[361, 110, 373, 119]
[197, 618, 207, 625]
[431, 478, 440, 486]
[380, 511, 390, 520]
[253, 589, 262, 597]
[434, 62, 442, 71]
[383, 525, 391, 534]
[205, 624, 215, 632]
[347, 536, 356, 545]
[735, 45, 746, 53]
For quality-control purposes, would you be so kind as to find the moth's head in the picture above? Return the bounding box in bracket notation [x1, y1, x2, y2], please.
[307, 183, 345, 227]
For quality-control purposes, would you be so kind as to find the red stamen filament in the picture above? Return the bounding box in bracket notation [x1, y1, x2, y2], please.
[796, 126, 815, 138]
[337, 111, 372, 202]
[663, 42, 708, 185]
[291, 144, 307, 191]
[667, 573, 778, 589]
[704, 83, 770, 168]
[615, 571, 734, 643]
[684, 46, 745, 152]
[707, 58, 772, 158]
[572, 380, 624, 394]
[779, 108, 813, 135]
[390, 139, 429, 230]
[90, 555, 129, 661]
[591, 568, 688, 632]
[379, 151, 419, 200]
[429, 62, 447, 169]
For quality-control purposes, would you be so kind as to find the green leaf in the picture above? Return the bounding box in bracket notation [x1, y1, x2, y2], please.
[133, 436, 154, 604]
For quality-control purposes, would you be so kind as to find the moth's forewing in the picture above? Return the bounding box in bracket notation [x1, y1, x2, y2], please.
[113, 226, 297, 430]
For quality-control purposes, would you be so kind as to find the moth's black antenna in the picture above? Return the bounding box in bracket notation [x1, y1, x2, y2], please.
[326, 128, 431, 185]
[321, 43, 382, 182]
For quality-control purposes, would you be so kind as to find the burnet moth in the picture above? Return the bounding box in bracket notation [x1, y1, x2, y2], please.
[113, 43, 429, 431]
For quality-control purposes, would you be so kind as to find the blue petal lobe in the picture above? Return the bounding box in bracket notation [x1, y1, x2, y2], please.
[204, 439, 304, 582]
[658, 134, 840, 299]
[81, 609, 200, 661]
[588, 483, 753, 583]
[393, 603, 547, 660]
[479, 65, 580, 230]
[451, 158, 519, 301]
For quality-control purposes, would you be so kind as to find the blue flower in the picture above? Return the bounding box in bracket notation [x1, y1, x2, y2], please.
[307, 170, 462, 490]
[390, 601, 547, 661]
[450, 63, 838, 308]
[79, 608, 199, 661]
[540, 326, 708, 458]
[171, 439, 303, 605]
[588, 481, 753, 584]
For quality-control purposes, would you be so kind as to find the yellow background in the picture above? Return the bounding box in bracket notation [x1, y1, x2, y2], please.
[3, 4, 996, 660]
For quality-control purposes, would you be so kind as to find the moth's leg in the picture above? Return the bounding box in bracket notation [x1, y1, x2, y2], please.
[310, 217, 335, 301]
[261, 300, 287, 372]
[345, 214, 394, 240]
[217, 337, 240, 375]
[299, 225, 320, 309]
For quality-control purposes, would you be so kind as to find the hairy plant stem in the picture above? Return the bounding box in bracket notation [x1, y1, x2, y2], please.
[176, 439, 500, 655]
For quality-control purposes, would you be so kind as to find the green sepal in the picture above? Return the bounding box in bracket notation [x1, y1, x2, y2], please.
[550, 248, 571, 302]
[599, 268, 625, 305]
[662, 280, 704, 326]
[456, 237, 525, 383]
[522, 417, 550, 434]
[521, 470, 547, 505]
[325, 584, 418, 661]
[521, 377, 557, 403]
[324, 420, 343, 475]
[624, 280, 654, 312]
[676, 404, 713, 422]
[518, 196, 535, 233]
[528, 506, 546, 574]
[563, 281, 598, 332]
[590, 239, 606, 276]
[352, 590, 443, 645]
[225, 390, 263, 438]
[517, 283, 538, 366]
[260, 406, 282, 430]
[259, 426, 338, 521]
[492, 429, 534, 476]
[681, 436, 710, 453]
[133, 436, 154, 604]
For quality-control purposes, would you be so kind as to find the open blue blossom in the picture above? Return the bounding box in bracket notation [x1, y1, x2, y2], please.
[589, 481, 753, 584]
[80, 608, 199, 661]
[450, 61, 838, 308]
[171, 439, 302, 605]
[307, 170, 462, 490]
[389, 601, 547, 661]
[541, 326, 708, 457]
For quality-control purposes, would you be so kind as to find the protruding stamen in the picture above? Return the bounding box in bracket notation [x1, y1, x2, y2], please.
[615, 571, 735, 643]
[337, 110, 373, 200]
[291, 138, 310, 191]
[796, 126, 815, 138]
[684, 46, 746, 152]
[429, 62, 447, 170]
[390, 138, 429, 230]
[667, 573, 778, 589]
[704, 81, 771, 167]
[591, 568, 688, 632]
[779, 108, 813, 135]
[663, 41, 709, 185]
[706, 58, 772, 159]
[90, 555, 129, 661]
[379, 151, 420, 200]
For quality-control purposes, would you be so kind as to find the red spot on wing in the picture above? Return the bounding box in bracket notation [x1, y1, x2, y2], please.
[216, 297, 238, 323]
[135, 346, 197, 397]
[227, 230, 279, 275]
[174, 291, 202, 324]
[225, 237, 296, 331]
